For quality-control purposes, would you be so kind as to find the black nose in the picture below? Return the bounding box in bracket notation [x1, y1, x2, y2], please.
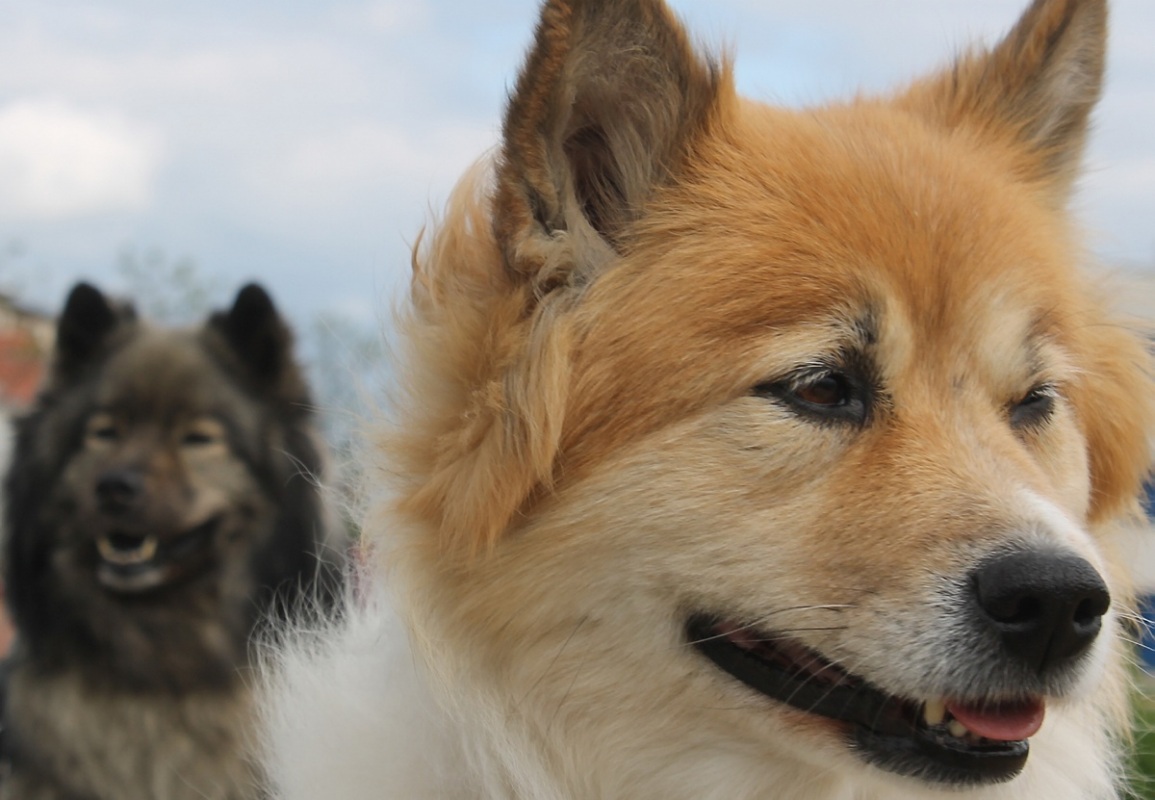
[972, 549, 1110, 675]
[95, 469, 143, 514]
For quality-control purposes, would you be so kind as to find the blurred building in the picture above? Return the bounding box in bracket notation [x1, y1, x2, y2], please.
[0, 293, 51, 657]
[1112, 270, 1155, 584]
[0, 292, 52, 502]
[1110, 269, 1155, 671]
[0, 293, 52, 414]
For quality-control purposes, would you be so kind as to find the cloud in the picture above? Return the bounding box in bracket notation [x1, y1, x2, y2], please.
[259, 120, 493, 212]
[0, 99, 162, 219]
[355, 1, 433, 34]
[0, 0, 1149, 322]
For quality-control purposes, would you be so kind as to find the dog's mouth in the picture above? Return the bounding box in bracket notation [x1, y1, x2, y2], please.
[95, 517, 221, 594]
[687, 615, 1043, 787]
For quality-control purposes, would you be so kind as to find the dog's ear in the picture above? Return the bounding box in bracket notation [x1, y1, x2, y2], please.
[1068, 322, 1155, 525]
[900, 0, 1105, 202]
[54, 282, 133, 377]
[495, 0, 722, 292]
[211, 283, 295, 388]
[402, 0, 723, 558]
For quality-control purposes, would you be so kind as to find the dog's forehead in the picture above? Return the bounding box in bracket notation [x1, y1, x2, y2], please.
[564, 102, 1090, 458]
[96, 329, 239, 413]
[612, 102, 1078, 361]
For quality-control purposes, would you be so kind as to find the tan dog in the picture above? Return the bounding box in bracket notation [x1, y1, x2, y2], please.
[264, 1, 1153, 797]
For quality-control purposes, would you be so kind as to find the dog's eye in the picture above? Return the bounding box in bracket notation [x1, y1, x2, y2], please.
[182, 419, 226, 448]
[86, 414, 119, 444]
[755, 370, 868, 425]
[1009, 385, 1056, 430]
[795, 374, 851, 408]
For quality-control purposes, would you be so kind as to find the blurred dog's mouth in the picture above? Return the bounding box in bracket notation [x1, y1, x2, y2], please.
[687, 615, 1044, 787]
[95, 517, 221, 593]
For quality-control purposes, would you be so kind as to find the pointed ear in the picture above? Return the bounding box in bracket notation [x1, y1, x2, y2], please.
[900, 0, 1106, 201]
[210, 283, 293, 386]
[494, 0, 723, 292]
[1068, 320, 1155, 525]
[54, 282, 133, 376]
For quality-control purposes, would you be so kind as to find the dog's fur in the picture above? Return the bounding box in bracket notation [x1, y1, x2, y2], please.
[262, 1, 1154, 798]
[1, 283, 342, 800]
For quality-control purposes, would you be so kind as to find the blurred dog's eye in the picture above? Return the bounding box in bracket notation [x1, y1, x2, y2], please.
[182, 419, 226, 448]
[86, 414, 119, 443]
[755, 370, 868, 425]
[1010, 385, 1056, 430]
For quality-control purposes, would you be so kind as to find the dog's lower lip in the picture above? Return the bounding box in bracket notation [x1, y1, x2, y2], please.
[686, 614, 1033, 786]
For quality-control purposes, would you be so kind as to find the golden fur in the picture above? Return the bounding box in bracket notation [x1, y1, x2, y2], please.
[263, 1, 1153, 797]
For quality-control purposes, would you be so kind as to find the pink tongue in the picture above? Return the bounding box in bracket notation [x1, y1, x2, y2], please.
[946, 699, 1046, 741]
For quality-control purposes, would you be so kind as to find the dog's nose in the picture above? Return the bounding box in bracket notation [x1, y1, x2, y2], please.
[972, 549, 1109, 675]
[95, 469, 143, 514]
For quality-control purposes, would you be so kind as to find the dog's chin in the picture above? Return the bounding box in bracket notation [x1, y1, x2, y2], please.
[686, 615, 1051, 788]
[95, 516, 221, 594]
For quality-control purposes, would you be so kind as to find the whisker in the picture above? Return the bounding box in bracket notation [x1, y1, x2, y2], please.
[519, 616, 589, 708]
[811, 586, 880, 596]
[743, 626, 850, 640]
[686, 606, 854, 646]
[781, 661, 852, 712]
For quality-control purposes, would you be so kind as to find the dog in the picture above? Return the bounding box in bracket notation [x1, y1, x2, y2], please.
[261, 0, 1154, 797]
[1, 282, 343, 799]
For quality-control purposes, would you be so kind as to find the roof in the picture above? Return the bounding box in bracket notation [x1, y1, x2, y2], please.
[0, 327, 45, 409]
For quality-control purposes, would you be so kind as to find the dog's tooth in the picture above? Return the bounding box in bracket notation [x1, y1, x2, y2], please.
[922, 700, 946, 727]
[948, 719, 968, 738]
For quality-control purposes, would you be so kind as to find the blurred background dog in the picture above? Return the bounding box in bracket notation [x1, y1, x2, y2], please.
[0, 282, 344, 799]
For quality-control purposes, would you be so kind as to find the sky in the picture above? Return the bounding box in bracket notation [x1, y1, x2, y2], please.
[0, 0, 1152, 330]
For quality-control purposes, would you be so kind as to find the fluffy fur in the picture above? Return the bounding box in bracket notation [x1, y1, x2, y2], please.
[263, 1, 1153, 798]
[2, 283, 343, 800]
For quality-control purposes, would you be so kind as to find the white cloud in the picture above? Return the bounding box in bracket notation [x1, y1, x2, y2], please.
[357, 1, 432, 34]
[0, 99, 162, 219]
[276, 121, 492, 200]
[0, 0, 1148, 320]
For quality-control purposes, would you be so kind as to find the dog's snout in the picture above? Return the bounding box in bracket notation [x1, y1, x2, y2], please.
[972, 550, 1109, 675]
[95, 469, 144, 514]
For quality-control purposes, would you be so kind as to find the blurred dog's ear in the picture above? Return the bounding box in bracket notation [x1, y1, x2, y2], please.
[1066, 320, 1155, 525]
[900, 0, 1106, 204]
[210, 283, 295, 388]
[54, 282, 135, 378]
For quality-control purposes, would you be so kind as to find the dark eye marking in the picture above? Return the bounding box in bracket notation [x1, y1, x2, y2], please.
[1009, 384, 1057, 430]
[754, 367, 870, 426]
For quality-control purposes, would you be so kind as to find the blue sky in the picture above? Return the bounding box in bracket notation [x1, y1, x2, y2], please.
[0, 0, 1152, 329]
